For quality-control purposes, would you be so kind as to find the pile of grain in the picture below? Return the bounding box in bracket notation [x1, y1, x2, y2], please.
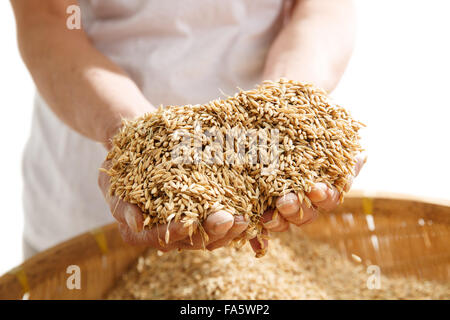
[107, 228, 449, 300]
[103, 79, 364, 254]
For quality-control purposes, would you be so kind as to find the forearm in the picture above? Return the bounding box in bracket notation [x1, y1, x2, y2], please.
[263, 0, 356, 92]
[11, 0, 153, 145]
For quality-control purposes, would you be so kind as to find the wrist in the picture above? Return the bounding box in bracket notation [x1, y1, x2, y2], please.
[102, 103, 155, 150]
[262, 50, 337, 92]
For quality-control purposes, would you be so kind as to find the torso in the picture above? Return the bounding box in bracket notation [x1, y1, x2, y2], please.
[23, 0, 286, 250]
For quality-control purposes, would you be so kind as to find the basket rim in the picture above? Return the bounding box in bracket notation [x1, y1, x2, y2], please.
[2, 191, 449, 277]
[348, 189, 450, 207]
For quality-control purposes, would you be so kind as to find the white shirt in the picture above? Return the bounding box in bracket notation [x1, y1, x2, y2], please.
[23, 0, 285, 251]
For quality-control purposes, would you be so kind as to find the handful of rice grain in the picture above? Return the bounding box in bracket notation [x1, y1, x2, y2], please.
[102, 79, 364, 256]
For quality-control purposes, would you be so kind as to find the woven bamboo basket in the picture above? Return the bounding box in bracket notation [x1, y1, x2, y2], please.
[0, 192, 449, 300]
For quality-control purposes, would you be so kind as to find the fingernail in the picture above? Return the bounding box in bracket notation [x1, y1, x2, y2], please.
[277, 198, 297, 208]
[235, 220, 249, 227]
[263, 219, 279, 229]
[313, 184, 328, 202]
[212, 216, 234, 235]
[276, 194, 300, 215]
[124, 207, 139, 233]
[234, 216, 249, 227]
[276, 193, 298, 208]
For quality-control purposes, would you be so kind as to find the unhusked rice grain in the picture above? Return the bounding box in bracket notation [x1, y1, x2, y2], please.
[102, 79, 364, 255]
[106, 229, 450, 300]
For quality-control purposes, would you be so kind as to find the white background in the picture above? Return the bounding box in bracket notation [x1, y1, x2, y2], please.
[0, 0, 449, 274]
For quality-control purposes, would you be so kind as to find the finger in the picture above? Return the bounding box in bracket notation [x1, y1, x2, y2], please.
[206, 216, 249, 251]
[118, 217, 192, 246]
[113, 200, 145, 234]
[307, 182, 340, 212]
[177, 210, 235, 250]
[203, 210, 235, 238]
[354, 152, 368, 177]
[98, 160, 112, 195]
[275, 193, 316, 225]
[275, 196, 318, 226]
[249, 229, 269, 256]
[275, 193, 300, 216]
[307, 182, 328, 203]
[344, 152, 368, 192]
[101, 182, 145, 233]
[118, 223, 178, 251]
[296, 202, 319, 225]
[176, 231, 210, 250]
[344, 175, 354, 193]
[99, 160, 145, 233]
[260, 209, 289, 232]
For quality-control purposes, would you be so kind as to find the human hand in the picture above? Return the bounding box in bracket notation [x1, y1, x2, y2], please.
[250, 153, 367, 252]
[98, 160, 252, 253]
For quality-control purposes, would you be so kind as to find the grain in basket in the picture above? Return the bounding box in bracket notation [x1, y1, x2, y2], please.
[107, 229, 450, 300]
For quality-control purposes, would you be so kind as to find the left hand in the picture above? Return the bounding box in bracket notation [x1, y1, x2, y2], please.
[249, 152, 367, 252]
